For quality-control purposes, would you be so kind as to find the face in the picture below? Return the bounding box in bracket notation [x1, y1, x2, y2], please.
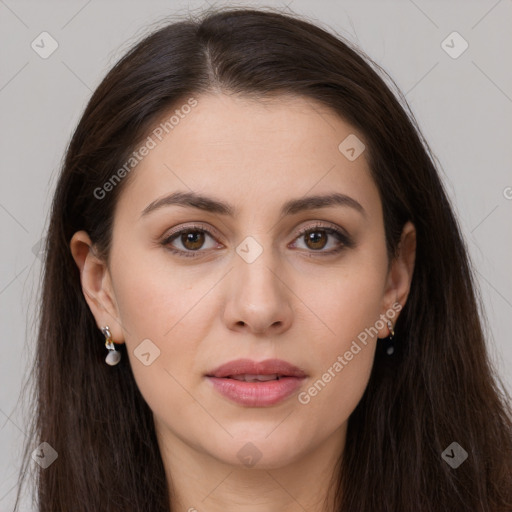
[73, 92, 414, 470]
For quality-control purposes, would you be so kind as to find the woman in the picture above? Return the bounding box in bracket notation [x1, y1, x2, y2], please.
[13, 6, 512, 511]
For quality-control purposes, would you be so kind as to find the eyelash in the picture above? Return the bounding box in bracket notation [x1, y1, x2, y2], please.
[161, 222, 353, 259]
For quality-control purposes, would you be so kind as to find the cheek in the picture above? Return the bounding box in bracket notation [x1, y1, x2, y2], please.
[302, 251, 387, 347]
[295, 285, 379, 436]
[293, 254, 386, 426]
[296, 341, 375, 442]
[109, 248, 211, 396]
[110, 243, 213, 341]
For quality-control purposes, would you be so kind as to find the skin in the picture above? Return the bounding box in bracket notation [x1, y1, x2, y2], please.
[71, 92, 416, 512]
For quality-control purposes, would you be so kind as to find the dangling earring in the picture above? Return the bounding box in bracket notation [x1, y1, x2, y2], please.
[385, 320, 395, 356]
[102, 326, 121, 366]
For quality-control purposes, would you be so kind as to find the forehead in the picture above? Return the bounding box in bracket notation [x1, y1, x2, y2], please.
[115, 92, 380, 222]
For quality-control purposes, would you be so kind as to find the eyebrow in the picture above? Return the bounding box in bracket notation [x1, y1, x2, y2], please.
[140, 191, 366, 218]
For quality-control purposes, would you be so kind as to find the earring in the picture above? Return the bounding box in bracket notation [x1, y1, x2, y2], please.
[102, 325, 121, 366]
[386, 320, 395, 339]
[385, 320, 395, 356]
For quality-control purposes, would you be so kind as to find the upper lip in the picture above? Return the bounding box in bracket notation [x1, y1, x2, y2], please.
[206, 358, 307, 378]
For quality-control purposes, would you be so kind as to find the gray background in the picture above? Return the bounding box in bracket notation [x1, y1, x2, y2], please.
[1, 0, 511, 509]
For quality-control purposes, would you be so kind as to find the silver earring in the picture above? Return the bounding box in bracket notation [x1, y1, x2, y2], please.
[385, 320, 395, 356]
[386, 320, 395, 339]
[102, 326, 121, 366]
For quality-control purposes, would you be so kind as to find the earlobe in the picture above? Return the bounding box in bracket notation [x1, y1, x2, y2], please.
[69, 231, 125, 343]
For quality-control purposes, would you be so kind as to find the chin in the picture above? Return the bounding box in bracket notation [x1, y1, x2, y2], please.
[206, 431, 308, 470]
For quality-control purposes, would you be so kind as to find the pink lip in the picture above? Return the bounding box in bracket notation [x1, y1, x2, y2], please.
[207, 358, 307, 379]
[205, 358, 307, 407]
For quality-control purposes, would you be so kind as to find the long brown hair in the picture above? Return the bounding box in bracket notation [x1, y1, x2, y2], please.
[13, 7, 512, 511]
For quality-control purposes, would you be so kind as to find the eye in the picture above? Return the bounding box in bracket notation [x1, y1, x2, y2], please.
[290, 223, 352, 254]
[162, 224, 221, 258]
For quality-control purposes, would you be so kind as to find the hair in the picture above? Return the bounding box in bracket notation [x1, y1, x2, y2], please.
[13, 6, 512, 512]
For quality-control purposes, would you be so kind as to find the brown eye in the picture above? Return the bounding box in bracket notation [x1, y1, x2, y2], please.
[291, 224, 352, 255]
[304, 230, 328, 250]
[162, 225, 220, 258]
[180, 230, 205, 250]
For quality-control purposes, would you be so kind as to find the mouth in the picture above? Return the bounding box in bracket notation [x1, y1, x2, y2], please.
[205, 359, 307, 407]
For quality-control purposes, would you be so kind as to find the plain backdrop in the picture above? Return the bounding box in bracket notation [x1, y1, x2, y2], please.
[1, 0, 511, 509]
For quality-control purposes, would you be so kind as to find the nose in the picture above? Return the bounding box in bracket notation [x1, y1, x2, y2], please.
[222, 240, 293, 336]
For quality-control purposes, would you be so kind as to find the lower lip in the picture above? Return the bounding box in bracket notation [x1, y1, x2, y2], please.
[206, 376, 305, 407]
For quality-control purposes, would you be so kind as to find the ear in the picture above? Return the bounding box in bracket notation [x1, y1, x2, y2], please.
[379, 221, 416, 334]
[70, 230, 125, 343]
